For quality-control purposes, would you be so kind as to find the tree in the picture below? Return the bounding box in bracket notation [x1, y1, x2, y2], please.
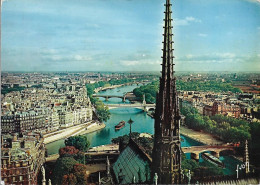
[1, 86, 26, 95]
[85, 84, 95, 96]
[59, 146, 79, 157]
[133, 79, 242, 103]
[73, 164, 88, 185]
[62, 174, 77, 185]
[95, 100, 111, 122]
[61, 164, 90, 185]
[52, 157, 78, 185]
[181, 106, 252, 143]
[96, 105, 110, 122]
[65, 135, 90, 152]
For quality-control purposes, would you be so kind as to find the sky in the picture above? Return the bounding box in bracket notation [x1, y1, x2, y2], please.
[1, 0, 260, 72]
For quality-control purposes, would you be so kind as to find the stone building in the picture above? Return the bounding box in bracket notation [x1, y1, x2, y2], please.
[1, 132, 46, 184]
[1, 111, 46, 134]
[203, 101, 240, 118]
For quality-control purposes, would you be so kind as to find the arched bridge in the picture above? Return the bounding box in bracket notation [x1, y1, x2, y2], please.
[182, 145, 236, 160]
[106, 103, 155, 112]
[92, 94, 126, 101]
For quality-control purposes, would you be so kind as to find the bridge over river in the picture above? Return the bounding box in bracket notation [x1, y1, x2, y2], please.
[92, 92, 139, 102]
[93, 94, 126, 101]
[106, 103, 155, 111]
[92, 93, 155, 111]
[182, 144, 236, 160]
[46, 144, 235, 162]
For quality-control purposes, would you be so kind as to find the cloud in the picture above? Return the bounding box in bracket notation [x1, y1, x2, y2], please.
[120, 60, 139, 66]
[174, 53, 260, 72]
[119, 59, 161, 68]
[44, 55, 92, 62]
[174, 16, 202, 26]
[178, 53, 237, 61]
[186, 17, 201, 23]
[176, 53, 260, 68]
[198, 33, 208, 37]
[245, 0, 260, 4]
[74, 55, 92, 61]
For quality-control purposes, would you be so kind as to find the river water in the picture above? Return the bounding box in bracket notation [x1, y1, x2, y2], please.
[46, 84, 242, 175]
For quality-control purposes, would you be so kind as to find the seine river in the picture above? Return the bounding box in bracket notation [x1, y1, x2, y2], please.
[46, 84, 242, 175]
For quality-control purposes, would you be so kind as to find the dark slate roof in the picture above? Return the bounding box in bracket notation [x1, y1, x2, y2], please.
[112, 139, 152, 184]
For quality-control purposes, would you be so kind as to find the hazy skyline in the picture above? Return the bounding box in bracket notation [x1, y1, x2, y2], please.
[1, 0, 260, 72]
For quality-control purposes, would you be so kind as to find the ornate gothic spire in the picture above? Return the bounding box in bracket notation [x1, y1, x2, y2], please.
[155, 0, 180, 139]
[152, 0, 181, 184]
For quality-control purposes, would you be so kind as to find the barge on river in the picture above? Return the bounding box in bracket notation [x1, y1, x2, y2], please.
[115, 121, 125, 130]
[202, 152, 225, 168]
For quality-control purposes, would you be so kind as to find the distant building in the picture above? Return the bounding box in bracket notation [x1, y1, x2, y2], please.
[203, 101, 240, 118]
[1, 112, 46, 134]
[1, 132, 45, 185]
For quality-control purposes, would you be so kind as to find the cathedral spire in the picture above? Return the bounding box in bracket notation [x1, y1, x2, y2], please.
[162, 0, 174, 82]
[152, 0, 181, 184]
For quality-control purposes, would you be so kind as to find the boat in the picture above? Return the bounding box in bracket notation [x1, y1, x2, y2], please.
[115, 121, 125, 130]
[202, 153, 225, 168]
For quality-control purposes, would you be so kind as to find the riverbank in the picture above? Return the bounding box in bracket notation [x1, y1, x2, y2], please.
[44, 121, 105, 144]
[94, 84, 123, 93]
[76, 122, 106, 135]
[180, 126, 224, 145]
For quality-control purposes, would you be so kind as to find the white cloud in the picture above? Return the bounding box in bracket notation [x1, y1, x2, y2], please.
[120, 60, 139, 66]
[186, 54, 193, 59]
[186, 17, 201, 23]
[245, 0, 260, 4]
[120, 60, 161, 67]
[174, 16, 202, 26]
[51, 55, 63, 61]
[198, 33, 208, 37]
[74, 55, 92, 61]
[42, 53, 92, 62]
[179, 53, 237, 62]
[176, 53, 260, 70]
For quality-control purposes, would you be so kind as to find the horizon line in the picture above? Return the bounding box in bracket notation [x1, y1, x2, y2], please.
[1, 70, 260, 73]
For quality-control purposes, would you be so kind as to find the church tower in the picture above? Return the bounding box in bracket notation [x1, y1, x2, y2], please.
[151, 0, 182, 184]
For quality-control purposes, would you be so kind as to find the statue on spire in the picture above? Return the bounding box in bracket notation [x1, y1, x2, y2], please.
[244, 140, 250, 174]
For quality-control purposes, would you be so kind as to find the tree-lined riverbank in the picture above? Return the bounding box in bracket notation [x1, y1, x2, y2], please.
[44, 122, 105, 144]
[46, 84, 243, 175]
[180, 126, 223, 145]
